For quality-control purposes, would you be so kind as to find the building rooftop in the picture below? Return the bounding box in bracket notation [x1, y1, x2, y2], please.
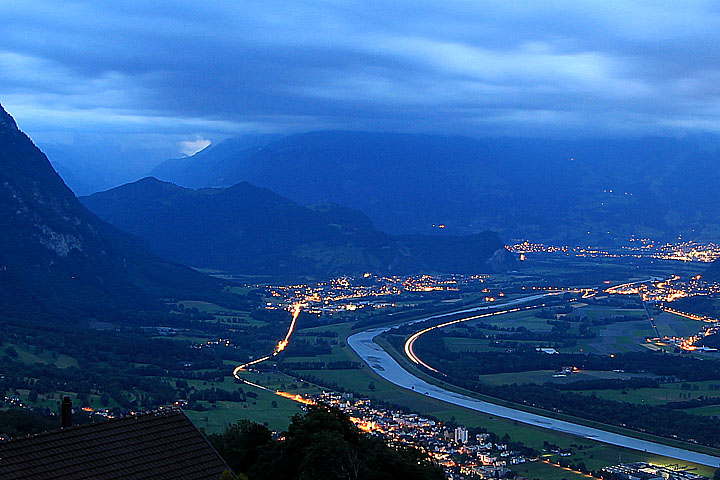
[0, 408, 229, 480]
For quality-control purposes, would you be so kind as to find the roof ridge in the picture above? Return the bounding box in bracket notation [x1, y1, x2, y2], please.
[0, 407, 184, 447]
[0, 406, 230, 480]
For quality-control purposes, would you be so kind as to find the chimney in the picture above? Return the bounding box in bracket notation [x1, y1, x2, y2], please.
[61, 396, 72, 428]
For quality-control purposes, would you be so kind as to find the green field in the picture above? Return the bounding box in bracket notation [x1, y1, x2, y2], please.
[653, 311, 706, 339]
[449, 309, 553, 331]
[686, 404, 720, 416]
[185, 393, 306, 433]
[574, 380, 720, 408]
[1, 343, 79, 369]
[432, 303, 663, 355]
[474, 369, 653, 386]
[572, 320, 657, 354]
[11, 389, 120, 411]
[172, 300, 264, 325]
[517, 460, 593, 480]
[182, 371, 324, 433]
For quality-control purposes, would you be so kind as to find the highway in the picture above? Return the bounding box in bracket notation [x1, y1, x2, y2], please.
[346, 295, 720, 468]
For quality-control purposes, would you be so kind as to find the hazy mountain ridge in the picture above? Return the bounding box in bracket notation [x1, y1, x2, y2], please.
[149, 131, 720, 243]
[149, 131, 511, 235]
[0, 104, 222, 320]
[149, 133, 281, 190]
[81, 177, 511, 276]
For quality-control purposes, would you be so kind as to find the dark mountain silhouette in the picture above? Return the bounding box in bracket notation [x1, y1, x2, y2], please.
[149, 131, 720, 243]
[0, 103, 221, 320]
[81, 177, 511, 276]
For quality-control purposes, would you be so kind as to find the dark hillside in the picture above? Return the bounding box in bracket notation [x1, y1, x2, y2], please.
[0, 103, 222, 320]
[82, 177, 511, 276]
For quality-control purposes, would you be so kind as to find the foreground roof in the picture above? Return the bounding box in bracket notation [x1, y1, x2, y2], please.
[0, 408, 229, 479]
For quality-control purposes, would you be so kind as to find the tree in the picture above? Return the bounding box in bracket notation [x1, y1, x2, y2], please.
[209, 420, 272, 476]
[713, 468, 720, 480]
[247, 405, 445, 480]
[219, 470, 239, 480]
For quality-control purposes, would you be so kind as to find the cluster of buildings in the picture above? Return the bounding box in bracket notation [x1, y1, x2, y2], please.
[605, 274, 720, 307]
[624, 238, 720, 264]
[507, 237, 720, 264]
[314, 391, 537, 479]
[604, 276, 720, 353]
[602, 462, 708, 480]
[506, 241, 568, 255]
[2, 394, 126, 423]
[631, 275, 720, 304]
[264, 274, 490, 315]
[192, 337, 233, 349]
[654, 321, 720, 353]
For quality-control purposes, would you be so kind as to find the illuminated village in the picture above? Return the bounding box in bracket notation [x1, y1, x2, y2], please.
[507, 238, 720, 263]
[315, 391, 537, 479]
[603, 275, 720, 353]
[263, 274, 490, 315]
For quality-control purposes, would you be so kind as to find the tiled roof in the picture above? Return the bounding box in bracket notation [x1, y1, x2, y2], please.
[0, 408, 230, 479]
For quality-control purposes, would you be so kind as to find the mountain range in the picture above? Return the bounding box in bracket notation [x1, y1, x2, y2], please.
[149, 131, 720, 244]
[0, 103, 222, 321]
[81, 178, 511, 276]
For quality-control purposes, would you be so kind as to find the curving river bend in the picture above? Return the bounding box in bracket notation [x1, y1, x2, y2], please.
[346, 295, 720, 468]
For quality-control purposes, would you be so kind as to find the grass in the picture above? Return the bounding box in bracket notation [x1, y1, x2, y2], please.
[518, 460, 595, 480]
[55, 354, 79, 369]
[429, 303, 661, 355]
[443, 337, 498, 352]
[182, 373, 323, 433]
[653, 311, 706, 338]
[12, 389, 120, 411]
[469, 310, 554, 331]
[185, 396, 306, 433]
[151, 334, 208, 343]
[576, 307, 646, 319]
[686, 405, 720, 416]
[573, 381, 720, 408]
[571, 320, 657, 354]
[475, 369, 650, 386]
[172, 300, 263, 325]
[175, 300, 240, 314]
[1, 343, 79, 369]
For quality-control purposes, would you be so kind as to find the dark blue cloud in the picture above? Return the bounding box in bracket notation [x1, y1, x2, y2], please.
[1, 0, 720, 166]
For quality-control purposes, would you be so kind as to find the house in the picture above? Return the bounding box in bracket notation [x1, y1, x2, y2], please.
[0, 401, 230, 479]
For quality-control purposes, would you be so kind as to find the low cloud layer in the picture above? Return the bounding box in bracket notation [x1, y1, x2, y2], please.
[2, 0, 720, 161]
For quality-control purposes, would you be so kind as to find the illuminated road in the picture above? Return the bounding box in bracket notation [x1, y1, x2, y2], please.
[404, 303, 546, 373]
[232, 304, 315, 405]
[347, 295, 720, 468]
